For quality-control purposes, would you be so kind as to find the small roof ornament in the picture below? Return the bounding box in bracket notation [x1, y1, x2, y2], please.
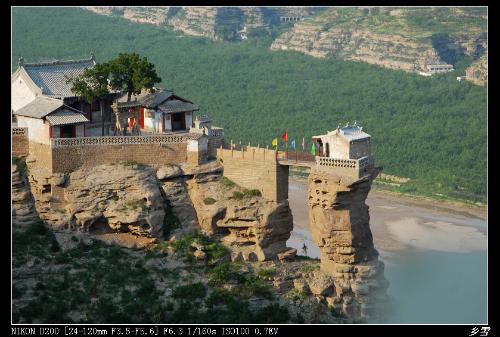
[18, 57, 24, 67]
[90, 52, 95, 62]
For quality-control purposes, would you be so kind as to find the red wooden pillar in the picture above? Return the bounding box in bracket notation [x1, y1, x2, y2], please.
[49, 126, 52, 139]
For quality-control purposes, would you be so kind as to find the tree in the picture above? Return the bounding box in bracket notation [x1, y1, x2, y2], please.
[66, 63, 110, 136]
[106, 53, 162, 102]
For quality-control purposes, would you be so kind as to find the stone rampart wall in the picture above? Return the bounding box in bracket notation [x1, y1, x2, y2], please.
[217, 146, 288, 202]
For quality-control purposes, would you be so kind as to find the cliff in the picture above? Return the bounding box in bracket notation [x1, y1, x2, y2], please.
[24, 155, 295, 260]
[15, 153, 389, 323]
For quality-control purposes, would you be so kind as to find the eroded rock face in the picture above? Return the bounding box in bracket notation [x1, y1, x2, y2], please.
[308, 166, 389, 321]
[27, 162, 166, 238]
[220, 199, 293, 261]
[12, 164, 39, 231]
[309, 167, 380, 266]
[182, 161, 294, 262]
[25, 155, 294, 262]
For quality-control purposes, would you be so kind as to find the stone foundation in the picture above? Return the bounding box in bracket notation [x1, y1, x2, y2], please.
[12, 128, 29, 156]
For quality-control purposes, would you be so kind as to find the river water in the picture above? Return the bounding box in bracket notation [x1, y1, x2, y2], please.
[286, 180, 487, 324]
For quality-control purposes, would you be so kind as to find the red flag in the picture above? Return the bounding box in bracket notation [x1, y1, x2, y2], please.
[282, 131, 288, 142]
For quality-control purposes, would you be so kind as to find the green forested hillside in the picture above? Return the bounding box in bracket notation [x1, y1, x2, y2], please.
[11, 7, 487, 202]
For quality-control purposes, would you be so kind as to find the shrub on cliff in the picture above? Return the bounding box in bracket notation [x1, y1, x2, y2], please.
[203, 197, 217, 205]
[172, 283, 207, 301]
[208, 262, 246, 286]
[220, 176, 236, 188]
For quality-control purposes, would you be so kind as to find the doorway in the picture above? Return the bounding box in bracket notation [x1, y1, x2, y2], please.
[60, 125, 75, 138]
[171, 112, 186, 131]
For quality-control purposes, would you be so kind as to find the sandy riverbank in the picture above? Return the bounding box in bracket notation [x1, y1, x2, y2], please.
[290, 175, 487, 220]
[286, 178, 487, 260]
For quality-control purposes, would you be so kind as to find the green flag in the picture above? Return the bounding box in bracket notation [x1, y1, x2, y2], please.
[310, 143, 316, 155]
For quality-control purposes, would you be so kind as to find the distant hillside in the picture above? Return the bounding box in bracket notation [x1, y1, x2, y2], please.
[11, 7, 487, 202]
[270, 7, 487, 85]
[81, 6, 325, 41]
[82, 6, 487, 86]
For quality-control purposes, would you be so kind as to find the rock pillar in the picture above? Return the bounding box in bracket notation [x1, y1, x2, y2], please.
[308, 166, 389, 321]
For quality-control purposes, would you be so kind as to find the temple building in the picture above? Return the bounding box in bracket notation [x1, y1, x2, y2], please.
[11, 54, 117, 136]
[11, 54, 225, 171]
[115, 88, 198, 134]
[13, 96, 89, 144]
[312, 122, 373, 179]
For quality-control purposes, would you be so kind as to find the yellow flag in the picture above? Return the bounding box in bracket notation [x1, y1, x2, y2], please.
[271, 137, 278, 147]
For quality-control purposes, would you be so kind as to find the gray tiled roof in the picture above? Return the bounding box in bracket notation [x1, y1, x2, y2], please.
[23, 57, 95, 98]
[316, 125, 371, 141]
[158, 100, 198, 114]
[117, 89, 174, 108]
[13, 97, 88, 127]
[13, 97, 64, 119]
[45, 110, 89, 126]
[338, 126, 370, 141]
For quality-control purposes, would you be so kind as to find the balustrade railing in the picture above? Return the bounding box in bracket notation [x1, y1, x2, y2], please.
[316, 157, 357, 169]
[51, 134, 189, 147]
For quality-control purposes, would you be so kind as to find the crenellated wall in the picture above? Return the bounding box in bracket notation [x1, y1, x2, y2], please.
[217, 146, 288, 202]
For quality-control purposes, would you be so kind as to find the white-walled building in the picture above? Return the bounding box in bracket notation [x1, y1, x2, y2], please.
[313, 123, 371, 159]
[116, 88, 198, 133]
[312, 123, 373, 179]
[11, 55, 116, 136]
[14, 97, 89, 144]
